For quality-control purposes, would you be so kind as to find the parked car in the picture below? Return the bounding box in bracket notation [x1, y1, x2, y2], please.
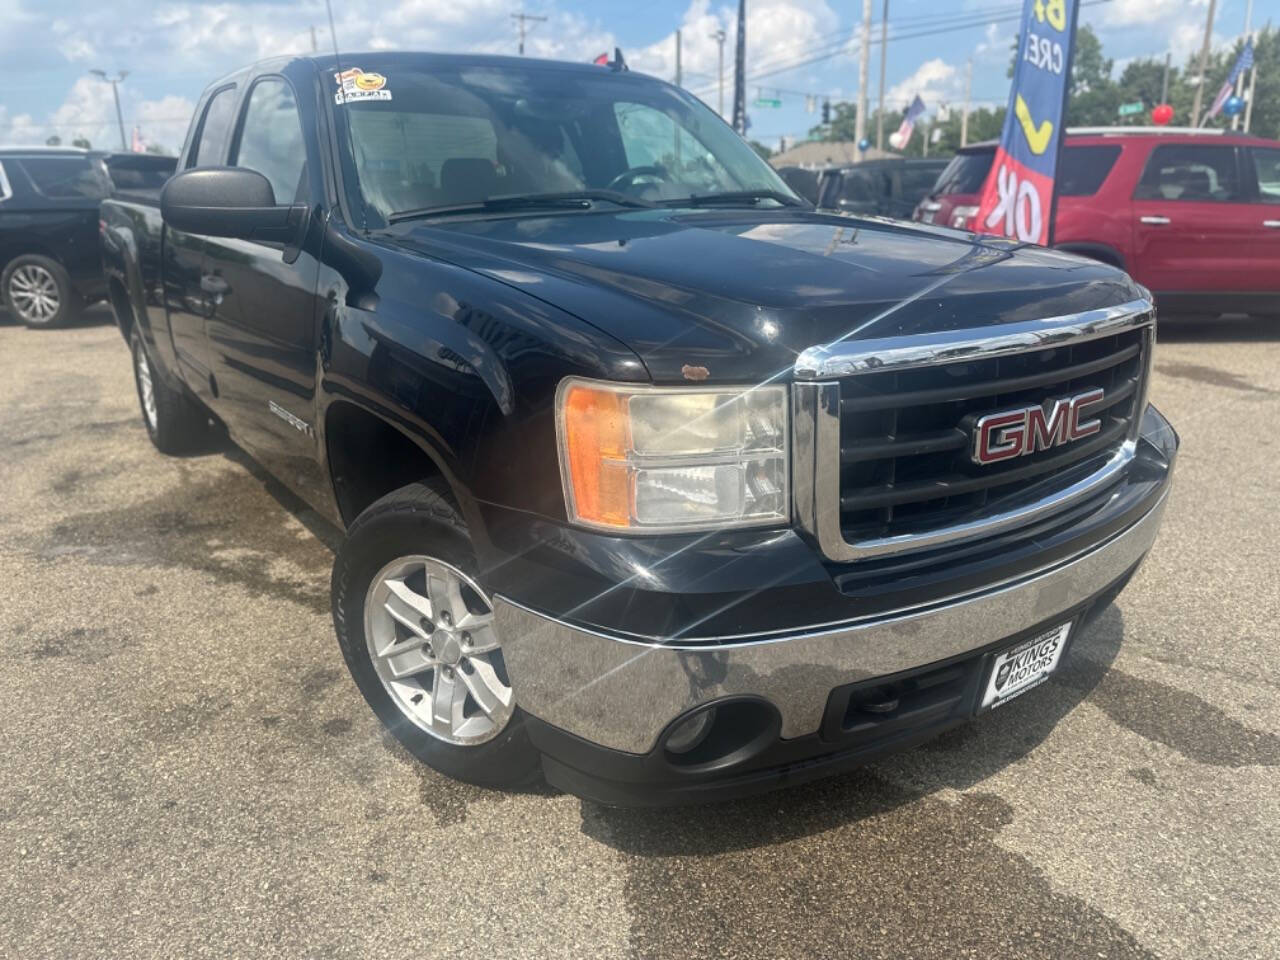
[914, 129, 1280, 319]
[102, 153, 177, 197]
[102, 53, 1176, 805]
[774, 164, 820, 205]
[817, 157, 948, 218]
[0, 146, 112, 327]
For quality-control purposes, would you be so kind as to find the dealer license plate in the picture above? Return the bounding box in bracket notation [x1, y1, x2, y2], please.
[981, 622, 1071, 709]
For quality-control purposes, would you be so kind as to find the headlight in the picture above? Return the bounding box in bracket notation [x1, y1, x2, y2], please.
[556, 378, 789, 533]
[950, 205, 980, 229]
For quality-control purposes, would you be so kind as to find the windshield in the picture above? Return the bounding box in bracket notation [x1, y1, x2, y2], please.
[332, 59, 798, 224]
[932, 150, 994, 196]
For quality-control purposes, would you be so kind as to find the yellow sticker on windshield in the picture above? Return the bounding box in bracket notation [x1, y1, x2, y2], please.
[334, 68, 391, 104]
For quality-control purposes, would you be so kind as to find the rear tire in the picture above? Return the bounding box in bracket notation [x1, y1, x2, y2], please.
[130, 327, 210, 454]
[2, 255, 81, 328]
[331, 480, 541, 789]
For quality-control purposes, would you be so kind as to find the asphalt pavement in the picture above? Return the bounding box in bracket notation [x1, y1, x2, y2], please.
[1, 306, 1277, 959]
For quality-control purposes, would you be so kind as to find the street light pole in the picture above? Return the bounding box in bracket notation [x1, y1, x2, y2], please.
[875, 0, 889, 152]
[712, 28, 727, 117]
[855, 0, 872, 159]
[89, 70, 129, 151]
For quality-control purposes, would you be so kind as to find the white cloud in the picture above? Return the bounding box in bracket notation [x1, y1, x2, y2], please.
[0, 75, 193, 151]
[887, 57, 963, 114]
[631, 0, 842, 116]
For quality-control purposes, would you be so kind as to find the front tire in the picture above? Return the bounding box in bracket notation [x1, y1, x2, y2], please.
[130, 327, 210, 454]
[331, 480, 540, 789]
[2, 255, 81, 328]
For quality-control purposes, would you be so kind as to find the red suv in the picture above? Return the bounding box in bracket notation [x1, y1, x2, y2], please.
[914, 129, 1280, 318]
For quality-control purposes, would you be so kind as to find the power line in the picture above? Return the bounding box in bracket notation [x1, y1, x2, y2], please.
[689, 0, 1112, 100]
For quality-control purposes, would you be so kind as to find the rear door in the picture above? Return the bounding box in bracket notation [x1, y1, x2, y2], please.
[1245, 146, 1280, 295]
[166, 84, 238, 404]
[1130, 143, 1256, 294]
[200, 73, 326, 494]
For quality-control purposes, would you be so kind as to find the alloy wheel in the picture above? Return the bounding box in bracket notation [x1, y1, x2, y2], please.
[134, 344, 158, 430]
[8, 264, 61, 324]
[363, 555, 514, 745]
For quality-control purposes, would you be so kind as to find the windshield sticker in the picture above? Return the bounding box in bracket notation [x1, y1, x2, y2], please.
[334, 68, 391, 104]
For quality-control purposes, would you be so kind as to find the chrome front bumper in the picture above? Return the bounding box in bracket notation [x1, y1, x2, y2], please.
[495, 488, 1169, 755]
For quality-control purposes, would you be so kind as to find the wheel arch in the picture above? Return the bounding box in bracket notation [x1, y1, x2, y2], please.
[324, 399, 469, 530]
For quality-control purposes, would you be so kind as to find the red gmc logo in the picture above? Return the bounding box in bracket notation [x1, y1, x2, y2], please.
[972, 389, 1105, 465]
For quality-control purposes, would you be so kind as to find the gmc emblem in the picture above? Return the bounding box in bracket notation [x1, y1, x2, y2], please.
[972, 388, 1104, 465]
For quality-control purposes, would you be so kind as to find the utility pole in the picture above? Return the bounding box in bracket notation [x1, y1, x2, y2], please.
[1191, 0, 1218, 126]
[675, 29, 682, 86]
[875, 0, 889, 152]
[511, 11, 547, 56]
[310, 25, 318, 53]
[732, 0, 747, 135]
[960, 58, 973, 147]
[89, 70, 128, 151]
[712, 28, 727, 117]
[1161, 51, 1171, 103]
[1232, 0, 1254, 130]
[1244, 18, 1265, 132]
[855, 0, 873, 159]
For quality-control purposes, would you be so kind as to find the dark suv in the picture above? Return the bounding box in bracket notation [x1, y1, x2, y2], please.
[0, 147, 116, 328]
[818, 157, 948, 218]
[914, 130, 1280, 319]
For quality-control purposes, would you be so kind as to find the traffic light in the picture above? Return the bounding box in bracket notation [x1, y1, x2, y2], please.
[822, 100, 831, 125]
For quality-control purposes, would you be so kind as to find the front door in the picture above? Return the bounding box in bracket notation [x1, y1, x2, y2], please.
[166, 83, 239, 404]
[1130, 143, 1256, 296]
[1245, 146, 1280, 296]
[200, 75, 328, 505]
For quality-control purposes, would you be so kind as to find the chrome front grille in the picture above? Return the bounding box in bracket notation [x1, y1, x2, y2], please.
[792, 298, 1155, 563]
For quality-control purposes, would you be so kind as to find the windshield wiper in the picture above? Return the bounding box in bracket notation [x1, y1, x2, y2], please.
[389, 190, 655, 224]
[663, 189, 810, 209]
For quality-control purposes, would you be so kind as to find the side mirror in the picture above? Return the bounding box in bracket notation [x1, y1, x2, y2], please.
[161, 167, 306, 243]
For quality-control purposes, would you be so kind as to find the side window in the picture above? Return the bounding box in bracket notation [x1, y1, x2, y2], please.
[1058, 145, 1121, 196]
[19, 157, 111, 200]
[0, 161, 11, 203]
[1251, 149, 1280, 204]
[840, 171, 876, 203]
[189, 86, 238, 168]
[1134, 145, 1241, 203]
[232, 78, 307, 205]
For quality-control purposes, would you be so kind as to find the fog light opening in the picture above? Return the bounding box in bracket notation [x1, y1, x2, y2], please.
[664, 707, 716, 755]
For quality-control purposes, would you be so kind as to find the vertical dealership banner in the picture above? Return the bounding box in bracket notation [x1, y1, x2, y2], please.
[974, 0, 1081, 245]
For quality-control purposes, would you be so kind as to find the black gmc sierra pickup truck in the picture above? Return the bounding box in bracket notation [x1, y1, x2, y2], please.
[101, 52, 1177, 805]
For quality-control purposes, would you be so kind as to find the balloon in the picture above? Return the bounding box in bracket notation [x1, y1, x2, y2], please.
[858, 137, 871, 151]
[888, 131, 903, 149]
[1151, 103, 1174, 125]
[1223, 95, 1245, 117]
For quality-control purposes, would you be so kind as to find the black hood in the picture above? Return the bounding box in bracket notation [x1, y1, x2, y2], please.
[384, 208, 1144, 382]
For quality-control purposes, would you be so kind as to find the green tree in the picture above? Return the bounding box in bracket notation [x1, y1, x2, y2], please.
[71, 135, 91, 149]
[45, 134, 61, 146]
[747, 139, 774, 160]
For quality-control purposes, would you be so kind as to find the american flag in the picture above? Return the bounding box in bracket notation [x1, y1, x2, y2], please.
[1207, 40, 1254, 121]
[891, 95, 927, 149]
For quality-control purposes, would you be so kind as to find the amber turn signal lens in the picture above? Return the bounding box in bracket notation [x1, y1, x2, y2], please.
[559, 382, 631, 528]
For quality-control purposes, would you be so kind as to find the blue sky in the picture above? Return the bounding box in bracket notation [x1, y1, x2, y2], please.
[0, 0, 1273, 152]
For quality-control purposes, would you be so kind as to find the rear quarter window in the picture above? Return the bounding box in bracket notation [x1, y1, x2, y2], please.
[1133, 144, 1242, 202]
[19, 157, 110, 200]
[1058, 145, 1121, 196]
[933, 151, 993, 195]
[0, 161, 11, 202]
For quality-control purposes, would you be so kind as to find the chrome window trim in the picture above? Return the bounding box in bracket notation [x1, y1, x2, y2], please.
[791, 298, 1155, 563]
[0, 161, 12, 204]
[794, 297, 1154, 381]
